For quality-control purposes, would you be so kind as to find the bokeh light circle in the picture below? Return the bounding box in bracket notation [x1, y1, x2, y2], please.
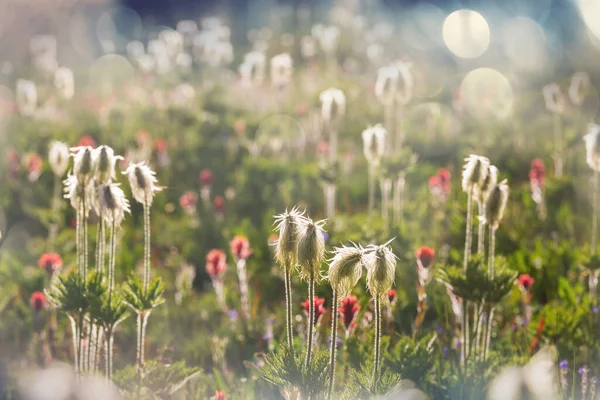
[578, 0, 600, 41]
[89, 54, 135, 90]
[442, 10, 490, 58]
[460, 68, 513, 119]
[503, 17, 547, 71]
[254, 114, 306, 154]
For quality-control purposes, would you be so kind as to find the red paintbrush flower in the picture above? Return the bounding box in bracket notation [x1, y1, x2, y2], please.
[429, 168, 451, 197]
[230, 235, 252, 261]
[416, 246, 435, 269]
[529, 158, 545, 187]
[339, 295, 360, 332]
[206, 250, 227, 279]
[388, 289, 397, 305]
[518, 274, 535, 291]
[301, 296, 326, 326]
[213, 390, 226, 400]
[30, 292, 46, 312]
[179, 191, 198, 211]
[234, 119, 247, 135]
[24, 152, 43, 182]
[155, 138, 168, 153]
[200, 168, 214, 186]
[76, 135, 96, 148]
[38, 253, 63, 275]
[317, 141, 329, 156]
[213, 196, 225, 213]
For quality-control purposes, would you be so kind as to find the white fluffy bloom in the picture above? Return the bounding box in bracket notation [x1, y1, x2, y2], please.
[483, 180, 509, 230]
[301, 35, 317, 59]
[270, 53, 293, 89]
[48, 141, 70, 177]
[273, 207, 307, 267]
[54, 67, 74, 100]
[584, 123, 600, 172]
[123, 162, 162, 205]
[462, 155, 490, 194]
[327, 244, 364, 297]
[478, 165, 498, 205]
[16, 79, 38, 116]
[488, 348, 557, 400]
[96, 183, 130, 226]
[569, 72, 590, 106]
[316, 25, 340, 55]
[375, 66, 399, 105]
[239, 51, 266, 86]
[319, 88, 346, 122]
[364, 241, 397, 299]
[70, 146, 96, 183]
[542, 83, 565, 113]
[64, 174, 95, 216]
[93, 145, 122, 184]
[396, 61, 414, 105]
[297, 217, 326, 281]
[362, 125, 387, 166]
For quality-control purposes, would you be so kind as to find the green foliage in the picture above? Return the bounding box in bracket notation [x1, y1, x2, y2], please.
[385, 334, 437, 387]
[123, 275, 165, 313]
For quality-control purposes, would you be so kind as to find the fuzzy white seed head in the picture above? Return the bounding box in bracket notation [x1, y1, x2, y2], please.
[364, 242, 397, 300]
[273, 207, 307, 268]
[54, 67, 74, 100]
[319, 88, 346, 123]
[484, 180, 509, 230]
[96, 183, 130, 226]
[395, 61, 414, 105]
[327, 244, 364, 297]
[239, 51, 266, 87]
[375, 65, 399, 105]
[478, 165, 498, 205]
[123, 162, 163, 206]
[16, 79, 38, 116]
[270, 53, 293, 89]
[362, 124, 387, 166]
[462, 154, 490, 194]
[48, 141, 70, 177]
[70, 146, 96, 183]
[93, 145, 122, 184]
[569, 72, 590, 106]
[297, 217, 326, 281]
[63, 173, 95, 217]
[542, 83, 565, 114]
[584, 123, 600, 172]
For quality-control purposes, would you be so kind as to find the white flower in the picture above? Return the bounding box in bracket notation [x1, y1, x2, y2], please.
[327, 244, 364, 297]
[64, 173, 95, 216]
[462, 154, 490, 194]
[54, 67, 74, 100]
[316, 25, 340, 55]
[319, 88, 346, 122]
[270, 53, 293, 88]
[70, 146, 96, 183]
[93, 145, 122, 184]
[569, 72, 590, 106]
[584, 123, 600, 172]
[364, 241, 397, 299]
[16, 79, 37, 116]
[297, 217, 326, 281]
[239, 51, 266, 86]
[488, 348, 557, 400]
[123, 162, 162, 205]
[375, 66, 399, 105]
[478, 165, 498, 205]
[273, 207, 307, 267]
[483, 180, 509, 230]
[542, 83, 565, 113]
[48, 141, 70, 177]
[362, 124, 387, 166]
[127, 40, 145, 60]
[301, 36, 317, 59]
[96, 183, 130, 226]
[395, 61, 414, 105]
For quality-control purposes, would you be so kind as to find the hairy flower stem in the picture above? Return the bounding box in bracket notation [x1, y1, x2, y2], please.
[593, 171, 599, 254]
[48, 176, 61, 248]
[553, 113, 563, 177]
[373, 296, 382, 385]
[483, 307, 495, 361]
[380, 179, 392, 221]
[68, 315, 79, 375]
[477, 202, 485, 254]
[395, 102, 404, 152]
[483, 225, 497, 361]
[136, 311, 150, 400]
[284, 265, 294, 357]
[83, 196, 89, 281]
[237, 259, 250, 320]
[327, 291, 339, 400]
[461, 189, 474, 368]
[104, 328, 114, 382]
[384, 104, 393, 149]
[368, 164, 376, 218]
[143, 197, 151, 291]
[96, 218, 106, 272]
[305, 272, 315, 370]
[393, 174, 405, 225]
[108, 221, 116, 302]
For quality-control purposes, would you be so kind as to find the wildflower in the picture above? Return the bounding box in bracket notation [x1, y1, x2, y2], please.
[96, 184, 130, 226]
[462, 154, 490, 195]
[199, 168, 214, 186]
[483, 180, 510, 230]
[230, 235, 252, 261]
[24, 153, 43, 182]
[16, 79, 37, 116]
[239, 51, 266, 86]
[64, 173, 94, 216]
[518, 274, 535, 292]
[584, 123, 600, 172]
[155, 139, 168, 154]
[327, 244, 363, 297]
[362, 125, 387, 166]
[388, 289, 397, 305]
[70, 146, 96, 183]
[234, 120, 247, 135]
[569, 72, 590, 105]
[559, 360, 568, 391]
[30, 292, 46, 312]
[478, 165, 498, 205]
[416, 246, 435, 269]
[38, 253, 63, 275]
[213, 196, 225, 213]
[48, 141, 70, 177]
[123, 162, 162, 206]
[428, 168, 451, 197]
[206, 250, 227, 279]
[364, 242, 397, 299]
[270, 53, 293, 89]
[213, 390, 226, 400]
[317, 141, 330, 156]
[529, 159, 546, 187]
[339, 295, 360, 333]
[542, 83, 565, 113]
[580, 365, 590, 399]
[297, 218, 326, 281]
[93, 145, 122, 184]
[54, 67, 74, 99]
[301, 296, 326, 326]
[319, 88, 346, 123]
[375, 65, 399, 105]
[76, 135, 96, 148]
[179, 191, 198, 213]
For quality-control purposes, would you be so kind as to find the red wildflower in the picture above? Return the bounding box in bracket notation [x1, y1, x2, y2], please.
[76, 135, 96, 148]
[230, 235, 252, 261]
[529, 158, 545, 187]
[388, 289, 397, 305]
[429, 168, 451, 196]
[200, 168, 214, 186]
[38, 253, 63, 275]
[137, 130, 151, 147]
[268, 234, 278, 246]
[213, 390, 226, 400]
[519, 274, 535, 291]
[206, 250, 227, 279]
[301, 296, 326, 326]
[155, 138, 168, 153]
[317, 141, 329, 156]
[416, 246, 435, 268]
[30, 292, 46, 312]
[339, 295, 360, 331]
[24, 153, 43, 182]
[213, 196, 225, 213]
[179, 191, 198, 211]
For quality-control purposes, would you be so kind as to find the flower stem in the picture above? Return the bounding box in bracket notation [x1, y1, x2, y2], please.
[368, 164, 375, 218]
[327, 291, 339, 400]
[237, 259, 250, 320]
[462, 190, 474, 368]
[477, 202, 485, 255]
[108, 221, 116, 303]
[48, 175, 61, 249]
[373, 296, 382, 385]
[305, 272, 315, 370]
[284, 264, 294, 357]
[489, 225, 496, 279]
[592, 171, 598, 254]
[143, 198, 150, 292]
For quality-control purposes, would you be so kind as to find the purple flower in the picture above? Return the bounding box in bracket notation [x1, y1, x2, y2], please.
[559, 360, 568, 371]
[229, 310, 238, 321]
[593, 306, 599, 314]
[579, 366, 587, 375]
[322, 231, 329, 242]
[443, 346, 449, 358]
[435, 326, 444, 334]
[263, 333, 272, 340]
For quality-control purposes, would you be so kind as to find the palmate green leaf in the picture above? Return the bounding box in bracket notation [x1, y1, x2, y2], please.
[345, 362, 410, 400]
[47, 270, 88, 315]
[385, 334, 437, 386]
[123, 275, 165, 312]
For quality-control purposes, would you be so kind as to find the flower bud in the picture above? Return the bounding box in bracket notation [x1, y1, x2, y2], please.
[94, 145, 122, 184]
[70, 146, 96, 183]
[48, 141, 70, 177]
[327, 244, 363, 297]
[462, 154, 490, 194]
[364, 242, 397, 299]
[273, 207, 306, 267]
[484, 180, 509, 230]
[584, 123, 600, 172]
[478, 165, 498, 205]
[97, 183, 130, 226]
[319, 88, 346, 123]
[123, 162, 162, 206]
[362, 125, 387, 166]
[297, 217, 326, 281]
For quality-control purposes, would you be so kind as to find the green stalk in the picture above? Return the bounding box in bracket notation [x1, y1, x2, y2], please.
[284, 264, 294, 357]
[83, 195, 88, 282]
[143, 196, 150, 291]
[373, 296, 382, 385]
[368, 164, 375, 218]
[592, 170, 598, 254]
[462, 189, 474, 367]
[108, 221, 116, 302]
[305, 271, 315, 370]
[327, 291, 339, 400]
[484, 224, 497, 360]
[477, 202, 485, 254]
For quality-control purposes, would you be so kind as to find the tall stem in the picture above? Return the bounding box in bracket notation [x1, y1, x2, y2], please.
[592, 171, 598, 254]
[136, 312, 144, 400]
[477, 202, 485, 255]
[108, 221, 116, 303]
[96, 218, 106, 272]
[237, 259, 250, 320]
[305, 272, 315, 370]
[553, 113, 563, 177]
[284, 265, 294, 357]
[483, 307, 495, 361]
[489, 226, 496, 279]
[368, 164, 375, 218]
[327, 291, 339, 400]
[83, 196, 88, 282]
[77, 313, 84, 377]
[393, 174, 405, 224]
[329, 123, 337, 165]
[143, 199, 150, 291]
[48, 175, 61, 248]
[77, 203, 82, 275]
[384, 104, 393, 150]
[395, 101, 404, 152]
[373, 296, 382, 385]
[461, 190, 474, 367]
[68, 315, 79, 375]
